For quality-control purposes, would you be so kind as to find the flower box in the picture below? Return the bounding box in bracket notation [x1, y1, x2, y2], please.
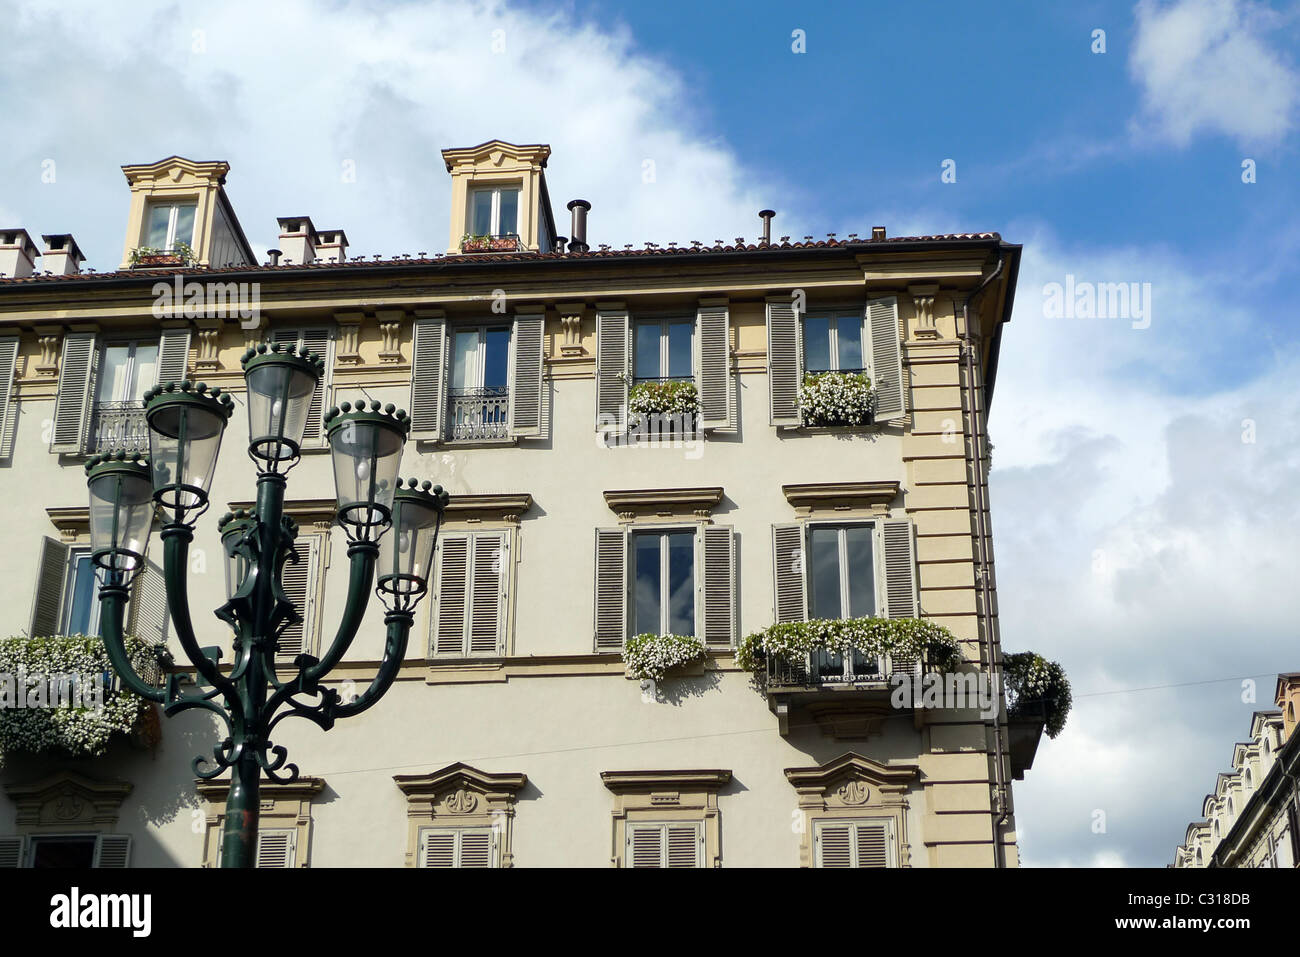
[799, 371, 874, 427]
[135, 254, 183, 267]
[460, 235, 521, 253]
[622, 633, 706, 682]
[628, 380, 700, 431]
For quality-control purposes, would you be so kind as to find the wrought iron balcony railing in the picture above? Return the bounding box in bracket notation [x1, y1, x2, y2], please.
[765, 649, 924, 691]
[447, 387, 510, 441]
[90, 401, 149, 454]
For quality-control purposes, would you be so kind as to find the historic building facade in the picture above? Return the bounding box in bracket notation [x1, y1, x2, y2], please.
[0, 141, 1032, 867]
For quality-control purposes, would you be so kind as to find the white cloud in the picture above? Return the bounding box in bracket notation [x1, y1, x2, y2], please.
[1130, 0, 1299, 147]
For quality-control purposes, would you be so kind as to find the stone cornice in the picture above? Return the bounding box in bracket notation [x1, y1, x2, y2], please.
[443, 492, 534, 524]
[194, 776, 325, 803]
[600, 769, 732, 793]
[784, 752, 919, 795]
[781, 481, 901, 511]
[603, 487, 723, 517]
[393, 762, 528, 799]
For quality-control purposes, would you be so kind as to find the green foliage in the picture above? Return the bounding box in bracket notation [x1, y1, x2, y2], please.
[736, 616, 962, 678]
[1003, 651, 1071, 738]
[622, 632, 706, 682]
[799, 371, 874, 426]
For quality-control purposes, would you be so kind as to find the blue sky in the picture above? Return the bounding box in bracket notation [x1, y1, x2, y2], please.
[1, 0, 1298, 866]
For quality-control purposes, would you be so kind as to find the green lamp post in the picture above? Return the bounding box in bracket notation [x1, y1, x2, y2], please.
[87, 343, 449, 868]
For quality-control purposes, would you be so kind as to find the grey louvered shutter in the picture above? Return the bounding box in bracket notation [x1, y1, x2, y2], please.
[508, 313, 544, 437]
[409, 316, 447, 440]
[0, 336, 19, 459]
[699, 525, 735, 648]
[665, 823, 703, 868]
[867, 297, 905, 421]
[593, 527, 628, 651]
[93, 834, 131, 868]
[157, 325, 191, 385]
[855, 821, 891, 868]
[771, 523, 807, 624]
[766, 298, 801, 426]
[51, 331, 97, 453]
[816, 823, 854, 868]
[628, 825, 664, 868]
[0, 837, 23, 868]
[458, 829, 495, 868]
[595, 307, 629, 430]
[29, 536, 68, 637]
[420, 829, 457, 868]
[278, 535, 321, 660]
[255, 829, 296, 868]
[296, 328, 333, 445]
[468, 532, 508, 655]
[882, 519, 918, 618]
[696, 302, 729, 429]
[433, 534, 470, 655]
[127, 556, 170, 645]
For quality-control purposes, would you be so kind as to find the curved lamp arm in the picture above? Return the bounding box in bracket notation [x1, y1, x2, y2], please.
[332, 609, 413, 719]
[161, 525, 234, 695]
[98, 581, 167, 704]
[304, 540, 378, 682]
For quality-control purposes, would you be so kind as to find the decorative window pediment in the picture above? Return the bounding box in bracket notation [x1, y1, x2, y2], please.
[393, 762, 528, 868]
[6, 771, 132, 830]
[196, 776, 324, 868]
[784, 753, 918, 867]
[603, 486, 724, 522]
[781, 481, 901, 517]
[601, 769, 731, 868]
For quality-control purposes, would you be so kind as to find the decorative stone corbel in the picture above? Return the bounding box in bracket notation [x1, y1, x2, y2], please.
[334, 311, 365, 365]
[33, 325, 61, 376]
[194, 317, 224, 372]
[908, 283, 940, 338]
[375, 310, 405, 363]
[557, 302, 586, 356]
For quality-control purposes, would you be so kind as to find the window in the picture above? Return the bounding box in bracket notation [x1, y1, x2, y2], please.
[144, 201, 197, 252]
[198, 777, 322, 868]
[60, 547, 102, 638]
[0, 834, 132, 869]
[418, 827, 498, 868]
[276, 533, 324, 662]
[602, 769, 729, 868]
[632, 530, 695, 637]
[626, 822, 703, 868]
[803, 312, 865, 374]
[431, 529, 511, 657]
[29, 836, 94, 868]
[469, 186, 520, 238]
[807, 523, 879, 680]
[394, 764, 526, 867]
[633, 319, 693, 383]
[90, 340, 158, 454]
[448, 325, 511, 441]
[814, 819, 896, 868]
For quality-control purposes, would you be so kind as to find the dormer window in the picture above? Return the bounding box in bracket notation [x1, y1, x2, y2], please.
[145, 201, 197, 253]
[470, 186, 520, 239]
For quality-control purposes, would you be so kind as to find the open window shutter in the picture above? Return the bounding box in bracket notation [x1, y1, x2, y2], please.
[593, 527, 628, 651]
[595, 307, 629, 430]
[468, 532, 507, 655]
[156, 325, 191, 385]
[628, 825, 664, 868]
[867, 296, 905, 421]
[127, 556, 170, 646]
[0, 837, 23, 868]
[433, 534, 470, 655]
[696, 302, 730, 428]
[508, 313, 544, 437]
[855, 821, 892, 868]
[29, 536, 68, 637]
[0, 336, 19, 459]
[699, 525, 736, 648]
[278, 535, 321, 660]
[297, 329, 333, 445]
[51, 331, 97, 453]
[420, 829, 457, 868]
[458, 829, 495, 868]
[255, 829, 296, 868]
[93, 834, 132, 868]
[882, 519, 918, 618]
[766, 298, 801, 426]
[815, 823, 853, 868]
[409, 316, 447, 440]
[665, 823, 703, 868]
[771, 523, 807, 624]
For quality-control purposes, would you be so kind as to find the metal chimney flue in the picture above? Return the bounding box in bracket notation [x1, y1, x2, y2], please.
[268, 248, 282, 267]
[567, 200, 591, 253]
[759, 210, 775, 245]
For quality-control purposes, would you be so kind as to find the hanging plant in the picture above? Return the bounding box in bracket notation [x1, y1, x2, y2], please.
[628, 380, 700, 428]
[622, 633, 706, 682]
[799, 371, 874, 426]
[736, 616, 962, 683]
[1003, 652, 1071, 738]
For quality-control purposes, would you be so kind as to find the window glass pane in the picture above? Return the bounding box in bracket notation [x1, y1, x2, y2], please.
[451, 330, 479, 390]
[497, 189, 519, 236]
[666, 531, 695, 636]
[470, 192, 493, 236]
[173, 204, 197, 248]
[808, 526, 843, 620]
[804, 317, 831, 372]
[97, 345, 131, 404]
[145, 205, 171, 248]
[844, 525, 876, 618]
[483, 328, 510, 390]
[65, 554, 97, 636]
[131, 344, 159, 398]
[634, 322, 661, 380]
[633, 534, 662, 635]
[836, 316, 863, 371]
[667, 322, 693, 379]
[31, 838, 96, 869]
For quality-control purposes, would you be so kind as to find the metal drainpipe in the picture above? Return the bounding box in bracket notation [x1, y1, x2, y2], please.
[961, 254, 1007, 866]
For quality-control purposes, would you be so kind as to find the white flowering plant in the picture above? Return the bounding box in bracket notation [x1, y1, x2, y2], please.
[799, 371, 874, 427]
[622, 633, 706, 682]
[1003, 652, 1071, 738]
[736, 617, 962, 685]
[628, 380, 699, 428]
[0, 634, 169, 766]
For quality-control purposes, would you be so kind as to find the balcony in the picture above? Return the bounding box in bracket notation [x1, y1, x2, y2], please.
[765, 650, 923, 739]
[447, 387, 510, 441]
[90, 401, 149, 454]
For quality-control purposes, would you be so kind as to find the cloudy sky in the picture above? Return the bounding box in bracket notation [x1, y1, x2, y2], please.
[2, 0, 1298, 866]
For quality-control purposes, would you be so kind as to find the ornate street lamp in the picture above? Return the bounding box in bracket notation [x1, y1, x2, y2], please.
[89, 343, 449, 867]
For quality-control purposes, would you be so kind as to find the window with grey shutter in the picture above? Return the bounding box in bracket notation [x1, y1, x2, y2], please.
[156, 325, 192, 385]
[409, 315, 447, 441]
[0, 336, 19, 459]
[882, 518, 920, 674]
[814, 819, 894, 868]
[627, 822, 703, 868]
[272, 327, 332, 446]
[771, 523, 807, 624]
[50, 331, 97, 453]
[418, 827, 497, 868]
[431, 531, 509, 657]
[766, 297, 801, 426]
[867, 297, 905, 421]
[595, 307, 629, 430]
[696, 302, 730, 429]
[593, 527, 628, 651]
[29, 536, 68, 638]
[254, 829, 296, 868]
[127, 556, 170, 647]
[0, 837, 23, 868]
[699, 524, 735, 648]
[508, 312, 544, 437]
[277, 534, 322, 661]
[92, 834, 132, 868]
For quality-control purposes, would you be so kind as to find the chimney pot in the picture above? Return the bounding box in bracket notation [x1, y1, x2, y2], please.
[268, 248, 282, 267]
[40, 233, 85, 275]
[0, 228, 40, 279]
[759, 209, 775, 244]
[871, 226, 886, 240]
[276, 216, 318, 265]
[567, 199, 591, 253]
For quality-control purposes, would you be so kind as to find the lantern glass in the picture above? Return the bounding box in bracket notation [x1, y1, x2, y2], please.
[245, 362, 317, 462]
[88, 470, 154, 574]
[378, 496, 442, 595]
[329, 419, 404, 530]
[148, 401, 226, 514]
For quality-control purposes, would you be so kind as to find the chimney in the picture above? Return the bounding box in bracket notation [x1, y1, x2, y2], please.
[315, 229, 349, 264]
[0, 229, 39, 279]
[276, 216, 318, 265]
[267, 249, 282, 267]
[871, 226, 886, 240]
[759, 210, 775, 245]
[567, 200, 590, 253]
[40, 234, 85, 275]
